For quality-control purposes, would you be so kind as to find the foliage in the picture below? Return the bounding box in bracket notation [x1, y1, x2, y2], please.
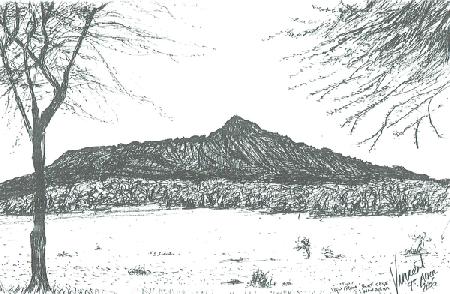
[280, 0, 450, 148]
[249, 269, 275, 288]
[0, 178, 447, 217]
[294, 237, 311, 258]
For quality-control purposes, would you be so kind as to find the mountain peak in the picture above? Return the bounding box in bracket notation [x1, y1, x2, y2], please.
[225, 115, 246, 125]
[218, 115, 263, 135]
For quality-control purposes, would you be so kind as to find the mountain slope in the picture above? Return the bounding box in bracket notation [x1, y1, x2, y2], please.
[0, 115, 430, 200]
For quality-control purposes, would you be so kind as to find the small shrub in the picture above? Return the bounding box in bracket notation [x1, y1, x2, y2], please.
[404, 232, 431, 257]
[249, 269, 275, 288]
[57, 251, 72, 258]
[322, 246, 344, 259]
[128, 266, 151, 276]
[227, 257, 245, 263]
[222, 279, 243, 285]
[294, 237, 311, 258]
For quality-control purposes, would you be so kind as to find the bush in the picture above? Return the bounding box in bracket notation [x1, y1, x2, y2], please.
[294, 237, 311, 258]
[249, 269, 275, 288]
[404, 232, 431, 257]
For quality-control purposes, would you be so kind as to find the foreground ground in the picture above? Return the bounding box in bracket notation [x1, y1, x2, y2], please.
[1, 208, 450, 293]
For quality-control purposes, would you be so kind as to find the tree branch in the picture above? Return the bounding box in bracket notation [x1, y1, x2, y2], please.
[40, 3, 107, 130]
[0, 5, 32, 139]
[24, 9, 40, 124]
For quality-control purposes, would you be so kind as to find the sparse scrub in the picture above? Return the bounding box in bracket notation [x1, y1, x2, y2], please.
[0, 283, 109, 294]
[249, 269, 275, 288]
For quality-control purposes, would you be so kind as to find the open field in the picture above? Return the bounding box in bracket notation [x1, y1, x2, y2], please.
[1, 208, 450, 293]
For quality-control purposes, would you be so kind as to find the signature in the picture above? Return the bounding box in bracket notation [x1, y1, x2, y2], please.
[390, 254, 437, 293]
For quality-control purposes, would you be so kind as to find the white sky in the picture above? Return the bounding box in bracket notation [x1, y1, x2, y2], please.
[0, 0, 449, 182]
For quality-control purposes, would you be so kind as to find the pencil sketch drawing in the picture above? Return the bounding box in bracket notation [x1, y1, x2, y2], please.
[0, 0, 449, 293]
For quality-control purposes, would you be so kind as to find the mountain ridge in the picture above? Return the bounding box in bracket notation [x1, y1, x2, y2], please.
[0, 115, 432, 200]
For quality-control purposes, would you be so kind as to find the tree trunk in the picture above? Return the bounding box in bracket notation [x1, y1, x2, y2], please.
[25, 130, 50, 293]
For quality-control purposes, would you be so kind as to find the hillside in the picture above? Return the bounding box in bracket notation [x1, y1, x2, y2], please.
[50, 115, 429, 181]
[0, 115, 445, 216]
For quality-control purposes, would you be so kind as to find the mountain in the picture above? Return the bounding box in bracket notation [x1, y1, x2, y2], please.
[0, 115, 430, 200]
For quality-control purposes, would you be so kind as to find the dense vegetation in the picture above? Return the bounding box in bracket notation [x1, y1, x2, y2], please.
[0, 177, 447, 217]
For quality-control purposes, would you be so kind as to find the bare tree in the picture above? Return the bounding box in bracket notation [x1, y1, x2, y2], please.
[278, 0, 450, 149]
[0, 1, 200, 292]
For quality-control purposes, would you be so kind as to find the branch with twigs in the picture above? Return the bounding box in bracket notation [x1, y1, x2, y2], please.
[276, 0, 450, 149]
[0, 1, 198, 144]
